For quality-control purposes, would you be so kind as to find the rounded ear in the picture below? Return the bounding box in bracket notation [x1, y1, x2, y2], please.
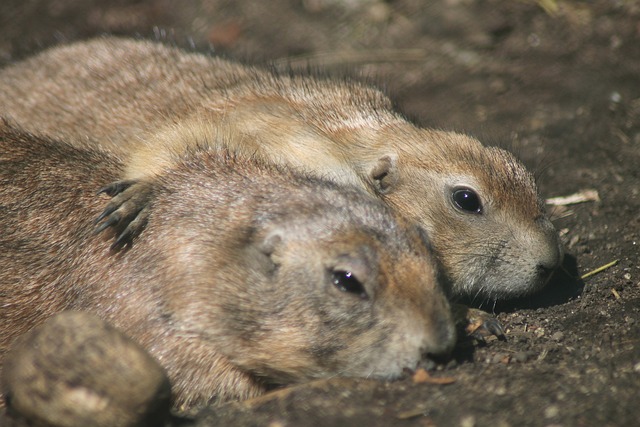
[369, 154, 399, 194]
[240, 227, 285, 277]
[259, 230, 282, 259]
[253, 229, 284, 274]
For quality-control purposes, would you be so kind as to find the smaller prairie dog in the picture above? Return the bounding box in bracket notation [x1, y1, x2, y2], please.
[0, 123, 455, 411]
[0, 37, 563, 300]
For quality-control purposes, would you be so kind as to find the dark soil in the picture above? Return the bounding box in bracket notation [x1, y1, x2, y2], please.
[1, 1, 638, 426]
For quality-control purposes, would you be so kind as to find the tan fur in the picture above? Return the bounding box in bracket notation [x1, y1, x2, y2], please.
[0, 123, 455, 411]
[0, 37, 562, 299]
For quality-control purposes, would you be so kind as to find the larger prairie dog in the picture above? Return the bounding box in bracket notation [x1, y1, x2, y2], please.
[0, 37, 563, 300]
[0, 122, 455, 411]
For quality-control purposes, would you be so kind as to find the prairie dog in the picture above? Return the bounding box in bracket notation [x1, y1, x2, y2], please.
[0, 123, 455, 410]
[0, 37, 563, 299]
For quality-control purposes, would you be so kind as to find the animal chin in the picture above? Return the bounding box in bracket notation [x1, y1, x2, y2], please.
[364, 357, 418, 380]
[474, 272, 551, 301]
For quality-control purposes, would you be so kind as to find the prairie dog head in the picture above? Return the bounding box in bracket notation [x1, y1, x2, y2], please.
[223, 219, 454, 382]
[369, 128, 563, 300]
[146, 159, 456, 396]
[217, 82, 564, 301]
[183, 75, 564, 302]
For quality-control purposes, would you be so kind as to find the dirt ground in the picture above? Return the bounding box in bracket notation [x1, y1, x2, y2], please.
[1, 1, 639, 426]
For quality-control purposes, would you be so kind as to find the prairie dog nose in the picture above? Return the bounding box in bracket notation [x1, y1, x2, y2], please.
[535, 217, 564, 275]
[421, 307, 457, 360]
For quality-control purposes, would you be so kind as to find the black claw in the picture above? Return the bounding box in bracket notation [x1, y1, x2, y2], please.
[94, 204, 118, 226]
[97, 180, 134, 197]
[485, 321, 506, 340]
[97, 185, 117, 197]
[93, 179, 152, 248]
[471, 319, 507, 341]
[94, 212, 121, 234]
[111, 229, 132, 250]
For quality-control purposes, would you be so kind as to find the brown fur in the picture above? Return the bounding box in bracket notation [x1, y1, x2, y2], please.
[0, 123, 455, 411]
[0, 37, 563, 300]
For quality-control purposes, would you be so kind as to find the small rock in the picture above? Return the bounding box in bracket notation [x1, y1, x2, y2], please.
[460, 415, 476, 427]
[492, 353, 505, 364]
[609, 91, 622, 103]
[544, 404, 560, 418]
[2, 311, 171, 427]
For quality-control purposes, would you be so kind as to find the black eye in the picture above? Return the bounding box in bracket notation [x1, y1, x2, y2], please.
[452, 187, 482, 214]
[332, 270, 367, 299]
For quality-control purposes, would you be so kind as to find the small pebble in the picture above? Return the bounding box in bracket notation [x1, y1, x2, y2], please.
[609, 91, 622, 103]
[544, 404, 560, 418]
[492, 354, 505, 364]
[460, 415, 476, 427]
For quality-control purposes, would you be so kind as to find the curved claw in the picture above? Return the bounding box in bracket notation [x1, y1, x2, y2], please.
[452, 304, 507, 340]
[94, 179, 154, 248]
[96, 180, 136, 197]
[111, 208, 149, 250]
[471, 316, 506, 340]
[94, 203, 119, 227]
[94, 210, 121, 234]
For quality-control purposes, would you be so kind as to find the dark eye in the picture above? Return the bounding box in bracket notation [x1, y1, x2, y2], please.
[452, 187, 482, 214]
[332, 270, 367, 299]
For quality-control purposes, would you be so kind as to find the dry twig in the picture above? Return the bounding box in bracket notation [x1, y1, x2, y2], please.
[580, 260, 619, 280]
[546, 189, 600, 206]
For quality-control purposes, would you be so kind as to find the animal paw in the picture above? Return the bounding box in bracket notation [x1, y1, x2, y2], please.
[95, 179, 154, 248]
[451, 304, 506, 340]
